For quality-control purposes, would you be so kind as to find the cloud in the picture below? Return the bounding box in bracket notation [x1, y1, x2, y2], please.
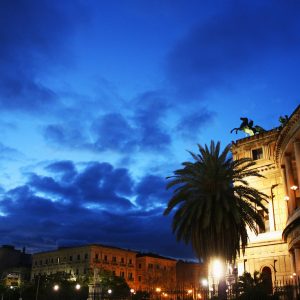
[135, 175, 170, 209]
[43, 90, 173, 153]
[91, 113, 137, 151]
[0, 143, 23, 161]
[176, 108, 215, 138]
[165, 1, 300, 98]
[0, 160, 193, 258]
[0, 0, 88, 112]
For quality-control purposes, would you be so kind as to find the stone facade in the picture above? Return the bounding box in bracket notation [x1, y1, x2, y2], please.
[136, 253, 177, 292]
[231, 105, 300, 284]
[32, 244, 137, 289]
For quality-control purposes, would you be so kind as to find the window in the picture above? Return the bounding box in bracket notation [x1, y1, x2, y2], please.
[77, 254, 80, 261]
[128, 272, 133, 279]
[129, 259, 132, 264]
[156, 264, 160, 269]
[252, 148, 263, 160]
[120, 271, 125, 278]
[148, 263, 153, 269]
[69, 256, 73, 261]
[95, 253, 99, 260]
[104, 255, 108, 261]
[121, 257, 124, 263]
[84, 253, 88, 260]
[76, 269, 79, 275]
[39, 260, 42, 265]
[258, 209, 270, 233]
[112, 271, 116, 276]
[138, 276, 141, 282]
[112, 256, 117, 262]
[138, 263, 142, 269]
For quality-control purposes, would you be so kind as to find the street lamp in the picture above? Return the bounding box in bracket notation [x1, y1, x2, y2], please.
[53, 284, 59, 291]
[75, 284, 81, 290]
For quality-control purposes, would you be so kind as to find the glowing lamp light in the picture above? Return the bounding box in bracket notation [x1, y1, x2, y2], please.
[108, 289, 112, 294]
[156, 288, 161, 293]
[284, 196, 290, 201]
[75, 284, 81, 290]
[197, 293, 202, 299]
[291, 185, 298, 191]
[187, 289, 193, 294]
[53, 284, 59, 291]
[293, 273, 297, 277]
[130, 289, 135, 294]
[201, 279, 208, 287]
[212, 259, 223, 280]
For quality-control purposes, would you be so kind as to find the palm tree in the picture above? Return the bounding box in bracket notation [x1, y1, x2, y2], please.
[164, 141, 267, 262]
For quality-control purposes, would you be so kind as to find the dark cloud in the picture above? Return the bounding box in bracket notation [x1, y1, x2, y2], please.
[176, 108, 215, 138]
[43, 90, 173, 153]
[43, 124, 90, 149]
[91, 113, 137, 151]
[0, 160, 193, 258]
[135, 175, 170, 209]
[0, 143, 23, 161]
[46, 160, 77, 182]
[0, 0, 88, 112]
[166, 1, 300, 98]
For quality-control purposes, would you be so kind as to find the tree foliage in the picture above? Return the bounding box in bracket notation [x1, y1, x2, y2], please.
[164, 141, 268, 262]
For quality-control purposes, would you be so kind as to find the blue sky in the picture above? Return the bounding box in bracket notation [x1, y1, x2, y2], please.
[0, 0, 299, 259]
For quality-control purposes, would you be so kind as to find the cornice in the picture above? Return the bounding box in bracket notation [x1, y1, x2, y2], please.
[274, 105, 300, 166]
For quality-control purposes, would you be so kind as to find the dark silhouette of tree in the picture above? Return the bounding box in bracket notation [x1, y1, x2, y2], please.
[164, 141, 267, 263]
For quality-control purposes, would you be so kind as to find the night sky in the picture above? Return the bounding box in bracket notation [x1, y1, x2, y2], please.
[0, 0, 299, 259]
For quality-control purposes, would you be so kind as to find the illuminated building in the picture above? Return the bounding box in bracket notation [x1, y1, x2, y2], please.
[231, 105, 300, 284]
[32, 244, 137, 289]
[135, 253, 177, 292]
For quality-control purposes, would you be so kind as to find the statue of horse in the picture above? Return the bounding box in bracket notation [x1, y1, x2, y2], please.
[231, 117, 265, 136]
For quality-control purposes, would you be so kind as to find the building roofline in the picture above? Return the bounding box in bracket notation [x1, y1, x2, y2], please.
[136, 252, 177, 261]
[32, 243, 138, 255]
[231, 128, 279, 147]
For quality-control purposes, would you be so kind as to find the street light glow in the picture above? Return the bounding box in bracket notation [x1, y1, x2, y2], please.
[53, 284, 59, 291]
[212, 259, 223, 279]
[108, 289, 112, 294]
[291, 185, 298, 191]
[75, 284, 81, 290]
[201, 278, 208, 287]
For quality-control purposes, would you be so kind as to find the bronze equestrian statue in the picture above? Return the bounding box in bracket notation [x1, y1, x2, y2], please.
[231, 117, 266, 136]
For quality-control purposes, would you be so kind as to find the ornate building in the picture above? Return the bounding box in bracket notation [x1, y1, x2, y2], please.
[231, 105, 300, 285]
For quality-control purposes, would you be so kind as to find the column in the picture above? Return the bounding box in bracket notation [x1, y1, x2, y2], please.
[290, 250, 296, 275]
[284, 155, 297, 212]
[294, 140, 300, 189]
[281, 166, 290, 218]
[295, 248, 300, 275]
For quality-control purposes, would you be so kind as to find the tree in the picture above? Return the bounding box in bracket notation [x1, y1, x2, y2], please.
[235, 271, 273, 299]
[164, 141, 267, 262]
